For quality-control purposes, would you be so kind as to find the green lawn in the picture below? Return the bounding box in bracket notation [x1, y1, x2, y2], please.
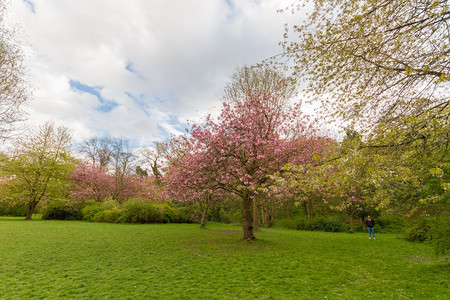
[0, 218, 448, 299]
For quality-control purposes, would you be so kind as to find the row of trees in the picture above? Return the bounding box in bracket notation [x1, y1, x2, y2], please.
[0, 0, 448, 243]
[0, 129, 169, 219]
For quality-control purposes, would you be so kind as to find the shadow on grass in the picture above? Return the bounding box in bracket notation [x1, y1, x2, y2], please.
[0, 215, 42, 221]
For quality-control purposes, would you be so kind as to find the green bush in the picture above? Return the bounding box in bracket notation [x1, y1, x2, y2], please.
[102, 198, 120, 210]
[276, 217, 309, 230]
[120, 199, 162, 224]
[176, 205, 201, 223]
[159, 204, 180, 223]
[323, 216, 345, 232]
[119, 199, 142, 223]
[404, 216, 449, 256]
[41, 200, 82, 220]
[138, 202, 162, 223]
[353, 224, 364, 232]
[430, 216, 449, 256]
[82, 203, 104, 222]
[208, 205, 234, 223]
[92, 209, 121, 223]
[404, 217, 432, 242]
[0, 202, 27, 217]
[376, 215, 405, 233]
[276, 217, 300, 230]
[277, 215, 345, 232]
[311, 216, 343, 232]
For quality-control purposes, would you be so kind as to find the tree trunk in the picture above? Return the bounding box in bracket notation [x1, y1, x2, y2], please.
[253, 198, 260, 230]
[200, 210, 207, 228]
[25, 202, 38, 220]
[242, 191, 255, 240]
[266, 209, 275, 227]
[286, 198, 290, 219]
[199, 195, 210, 228]
[361, 215, 366, 230]
[306, 200, 313, 222]
[349, 207, 355, 233]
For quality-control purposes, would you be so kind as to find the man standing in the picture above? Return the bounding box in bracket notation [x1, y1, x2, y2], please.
[365, 215, 375, 239]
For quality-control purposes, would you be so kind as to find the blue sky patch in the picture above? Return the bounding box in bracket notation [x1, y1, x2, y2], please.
[22, 0, 36, 13]
[69, 80, 118, 113]
[157, 114, 187, 138]
[125, 61, 145, 80]
[125, 91, 151, 117]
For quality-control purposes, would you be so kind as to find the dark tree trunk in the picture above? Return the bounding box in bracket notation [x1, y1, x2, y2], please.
[25, 202, 38, 220]
[306, 200, 314, 222]
[261, 202, 275, 228]
[361, 215, 366, 230]
[199, 195, 210, 228]
[242, 191, 255, 240]
[253, 199, 260, 230]
[349, 206, 355, 233]
[286, 198, 290, 219]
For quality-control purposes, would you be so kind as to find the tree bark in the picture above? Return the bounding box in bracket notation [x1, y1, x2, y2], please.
[349, 207, 355, 233]
[361, 215, 366, 231]
[199, 195, 210, 228]
[306, 200, 314, 222]
[242, 191, 255, 240]
[200, 197, 209, 228]
[25, 201, 37, 220]
[253, 198, 260, 230]
[261, 203, 275, 228]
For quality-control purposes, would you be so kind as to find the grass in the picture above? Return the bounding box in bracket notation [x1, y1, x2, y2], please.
[0, 217, 448, 299]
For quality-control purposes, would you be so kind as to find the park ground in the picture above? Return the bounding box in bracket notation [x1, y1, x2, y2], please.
[0, 217, 448, 299]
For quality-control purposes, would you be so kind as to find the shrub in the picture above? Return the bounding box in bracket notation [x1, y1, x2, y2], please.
[82, 203, 104, 222]
[119, 199, 143, 223]
[404, 216, 449, 256]
[277, 215, 345, 232]
[120, 199, 161, 224]
[176, 205, 201, 223]
[92, 209, 121, 223]
[41, 200, 83, 220]
[276, 216, 312, 231]
[430, 216, 449, 256]
[311, 217, 340, 232]
[159, 204, 179, 223]
[404, 217, 432, 242]
[322, 216, 344, 232]
[276, 218, 300, 230]
[102, 198, 120, 210]
[0, 202, 27, 217]
[376, 215, 405, 233]
[138, 202, 162, 223]
[208, 205, 234, 223]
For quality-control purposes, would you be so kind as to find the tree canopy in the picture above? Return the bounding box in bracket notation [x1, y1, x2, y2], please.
[0, 122, 74, 219]
[0, 1, 30, 139]
[280, 0, 449, 127]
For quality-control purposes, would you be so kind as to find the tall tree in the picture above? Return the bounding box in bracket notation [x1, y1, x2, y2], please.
[0, 1, 30, 139]
[110, 138, 137, 202]
[165, 139, 222, 228]
[0, 122, 74, 219]
[166, 94, 326, 240]
[280, 0, 449, 127]
[223, 64, 296, 111]
[79, 137, 138, 202]
[138, 141, 167, 183]
[80, 136, 114, 168]
[223, 65, 297, 229]
[69, 163, 114, 202]
[280, 0, 449, 218]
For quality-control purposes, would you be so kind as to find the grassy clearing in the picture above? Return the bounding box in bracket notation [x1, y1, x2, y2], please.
[0, 217, 448, 299]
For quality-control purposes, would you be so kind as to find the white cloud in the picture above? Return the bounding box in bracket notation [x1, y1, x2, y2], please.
[7, 0, 301, 146]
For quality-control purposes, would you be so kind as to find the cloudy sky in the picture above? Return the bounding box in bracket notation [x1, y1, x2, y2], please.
[7, 0, 302, 147]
